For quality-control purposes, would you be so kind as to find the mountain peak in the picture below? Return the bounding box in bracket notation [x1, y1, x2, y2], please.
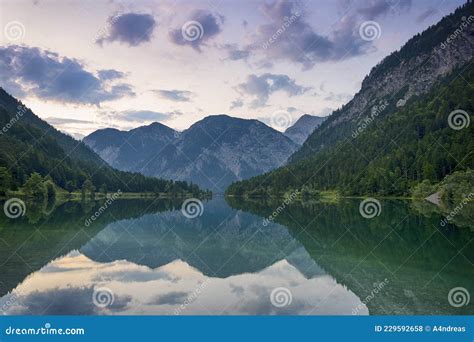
[284, 114, 326, 145]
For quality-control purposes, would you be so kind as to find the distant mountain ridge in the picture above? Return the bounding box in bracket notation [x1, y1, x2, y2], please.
[284, 114, 326, 145]
[0, 88, 202, 194]
[84, 115, 298, 192]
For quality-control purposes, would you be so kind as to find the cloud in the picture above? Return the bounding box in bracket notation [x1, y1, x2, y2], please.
[6, 286, 132, 315]
[115, 110, 182, 122]
[155, 89, 193, 102]
[357, 0, 411, 20]
[416, 8, 437, 23]
[0, 45, 134, 104]
[97, 13, 156, 47]
[150, 291, 189, 305]
[169, 10, 224, 52]
[227, 0, 411, 69]
[98, 69, 125, 80]
[45, 117, 93, 125]
[237, 73, 310, 108]
[222, 44, 250, 61]
[230, 98, 244, 110]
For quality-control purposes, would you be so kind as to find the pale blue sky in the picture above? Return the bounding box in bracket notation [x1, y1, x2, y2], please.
[0, 0, 465, 137]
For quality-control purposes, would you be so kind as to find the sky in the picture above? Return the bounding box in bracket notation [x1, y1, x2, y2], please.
[0, 0, 466, 138]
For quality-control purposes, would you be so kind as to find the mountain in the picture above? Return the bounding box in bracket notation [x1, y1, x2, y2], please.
[284, 114, 326, 145]
[84, 122, 176, 172]
[85, 115, 298, 192]
[226, 2, 474, 197]
[0, 88, 204, 195]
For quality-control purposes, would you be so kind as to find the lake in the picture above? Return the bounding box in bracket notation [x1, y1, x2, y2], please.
[0, 196, 472, 315]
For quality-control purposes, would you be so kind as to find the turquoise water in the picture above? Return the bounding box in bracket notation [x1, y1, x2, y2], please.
[0, 197, 472, 315]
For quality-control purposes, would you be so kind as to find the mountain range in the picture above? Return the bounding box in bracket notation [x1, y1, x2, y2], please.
[84, 114, 322, 192]
[227, 1, 474, 197]
[0, 89, 202, 195]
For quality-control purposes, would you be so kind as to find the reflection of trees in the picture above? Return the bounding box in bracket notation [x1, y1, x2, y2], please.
[0, 198, 183, 297]
[226, 197, 474, 315]
[411, 199, 474, 230]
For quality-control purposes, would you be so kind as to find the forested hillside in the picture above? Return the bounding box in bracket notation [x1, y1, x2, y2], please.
[226, 2, 473, 197]
[0, 89, 204, 196]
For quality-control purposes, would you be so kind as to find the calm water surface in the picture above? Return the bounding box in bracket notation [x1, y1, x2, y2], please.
[0, 197, 472, 315]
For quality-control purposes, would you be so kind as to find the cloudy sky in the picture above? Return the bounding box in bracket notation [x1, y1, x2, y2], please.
[0, 0, 465, 137]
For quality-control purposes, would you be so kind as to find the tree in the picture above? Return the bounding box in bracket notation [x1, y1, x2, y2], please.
[81, 179, 95, 200]
[44, 179, 56, 201]
[0, 167, 11, 196]
[23, 172, 47, 198]
[99, 183, 108, 197]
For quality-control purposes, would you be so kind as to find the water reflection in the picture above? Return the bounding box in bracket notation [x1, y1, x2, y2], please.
[0, 197, 472, 315]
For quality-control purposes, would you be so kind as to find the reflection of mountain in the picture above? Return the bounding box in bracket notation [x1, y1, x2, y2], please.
[81, 198, 324, 279]
[226, 197, 474, 315]
[0, 199, 182, 297]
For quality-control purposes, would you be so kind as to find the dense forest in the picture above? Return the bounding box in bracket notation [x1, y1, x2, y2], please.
[227, 2, 473, 198]
[226, 66, 474, 197]
[0, 89, 207, 198]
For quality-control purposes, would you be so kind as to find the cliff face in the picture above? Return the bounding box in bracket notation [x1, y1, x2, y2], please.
[85, 115, 298, 192]
[284, 114, 326, 145]
[292, 3, 474, 161]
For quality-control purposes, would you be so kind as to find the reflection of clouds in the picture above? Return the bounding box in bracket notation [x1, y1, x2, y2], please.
[5, 286, 131, 315]
[92, 269, 179, 283]
[230, 283, 245, 297]
[150, 291, 189, 305]
[1, 252, 366, 315]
